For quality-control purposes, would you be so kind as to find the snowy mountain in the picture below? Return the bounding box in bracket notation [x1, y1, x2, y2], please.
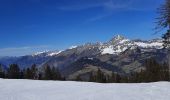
[99, 35, 163, 55]
[133, 39, 163, 49]
[0, 35, 166, 79]
[37, 35, 165, 79]
[100, 35, 136, 54]
[32, 50, 63, 57]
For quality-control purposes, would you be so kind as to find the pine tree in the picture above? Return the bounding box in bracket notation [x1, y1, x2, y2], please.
[162, 30, 170, 76]
[25, 68, 32, 79]
[44, 65, 53, 80]
[144, 59, 160, 82]
[75, 75, 82, 81]
[0, 64, 5, 78]
[162, 30, 170, 49]
[51, 67, 62, 80]
[108, 72, 116, 83]
[115, 73, 121, 83]
[38, 73, 42, 80]
[20, 70, 24, 79]
[30, 64, 38, 79]
[138, 58, 170, 82]
[156, 0, 170, 78]
[156, 0, 170, 31]
[89, 72, 95, 82]
[162, 62, 170, 81]
[96, 68, 101, 82]
[8, 64, 20, 79]
[95, 68, 106, 83]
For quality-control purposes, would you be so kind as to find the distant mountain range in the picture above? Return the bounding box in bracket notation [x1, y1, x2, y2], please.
[0, 35, 167, 80]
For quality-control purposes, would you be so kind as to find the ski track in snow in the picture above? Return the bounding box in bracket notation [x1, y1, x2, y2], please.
[0, 79, 170, 100]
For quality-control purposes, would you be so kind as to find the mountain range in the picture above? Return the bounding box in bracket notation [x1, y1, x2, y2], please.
[0, 35, 167, 80]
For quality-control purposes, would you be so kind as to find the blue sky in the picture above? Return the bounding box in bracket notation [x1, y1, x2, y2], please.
[0, 0, 165, 56]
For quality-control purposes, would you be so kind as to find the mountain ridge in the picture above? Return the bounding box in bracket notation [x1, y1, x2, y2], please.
[0, 35, 166, 80]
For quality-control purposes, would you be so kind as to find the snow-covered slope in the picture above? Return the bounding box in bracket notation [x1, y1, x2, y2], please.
[0, 79, 170, 100]
[134, 39, 163, 49]
[32, 50, 63, 57]
[100, 35, 135, 54]
[30, 35, 163, 56]
[100, 35, 163, 55]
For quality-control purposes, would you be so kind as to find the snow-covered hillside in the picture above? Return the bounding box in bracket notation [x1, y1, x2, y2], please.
[31, 35, 163, 56]
[100, 35, 163, 55]
[0, 79, 169, 100]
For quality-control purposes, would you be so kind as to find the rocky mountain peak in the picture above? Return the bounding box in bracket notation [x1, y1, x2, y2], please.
[109, 35, 126, 43]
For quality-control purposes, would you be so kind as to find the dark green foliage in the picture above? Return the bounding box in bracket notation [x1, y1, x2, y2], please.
[30, 64, 38, 79]
[0, 64, 5, 78]
[43, 65, 62, 80]
[2, 57, 169, 83]
[88, 69, 107, 83]
[155, 0, 170, 69]
[162, 30, 170, 49]
[24, 64, 38, 79]
[19, 70, 24, 79]
[87, 58, 169, 83]
[25, 68, 32, 79]
[115, 73, 121, 83]
[7, 64, 20, 79]
[38, 73, 42, 80]
[107, 72, 116, 83]
[144, 58, 169, 82]
[156, 0, 170, 31]
[75, 75, 82, 81]
[128, 58, 170, 83]
[51, 66, 62, 80]
[44, 65, 53, 80]
[95, 68, 106, 83]
[162, 62, 170, 81]
[89, 72, 95, 82]
[0, 63, 63, 81]
[156, 0, 170, 73]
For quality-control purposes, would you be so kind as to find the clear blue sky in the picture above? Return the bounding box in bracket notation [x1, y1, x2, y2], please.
[0, 0, 165, 56]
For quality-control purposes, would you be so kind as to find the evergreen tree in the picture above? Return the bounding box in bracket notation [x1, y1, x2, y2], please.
[75, 75, 82, 81]
[115, 73, 121, 83]
[162, 30, 170, 49]
[162, 62, 170, 81]
[51, 66, 62, 80]
[96, 68, 102, 82]
[134, 58, 170, 82]
[20, 70, 24, 79]
[144, 58, 162, 82]
[156, 0, 170, 77]
[0, 64, 5, 78]
[30, 64, 38, 79]
[25, 68, 32, 79]
[121, 75, 129, 83]
[8, 64, 20, 79]
[44, 65, 53, 80]
[89, 72, 95, 82]
[96, 68, 106, 83]
[38, 73, 42, 80]
[156, 0, 170, 31]
[108, 72, 116, 83]
[24, 64, 38, 79]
